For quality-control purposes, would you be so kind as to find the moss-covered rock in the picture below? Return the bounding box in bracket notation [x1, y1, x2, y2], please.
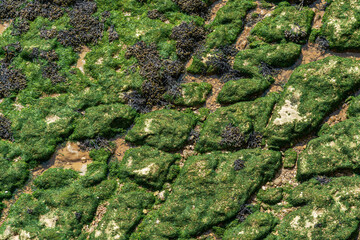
[88, 183, 154, 240]
[233, 42, 301, 77]
[270, 176, 360, 240]
[283, 148, 297, 168]
[347, 94, 360, 118]
[80, 162, 108, 187]
[164, 82, 212, 106]
[320, 0, 360, 50]
[0, 180, 99, 239]
[0, 164, 119, 239]
[265, 56, 360, 148]
[33, 168, 78, 190]
[89, 148, 112, 163]
[218, 78, 271, 104]
[0, 157, 29, 200]
[130, 149, 281, 239]
[196, 94, 278, 153]
[223, 212, 278, 240]
[250, 5, 314, 44]
[257, 187, 283, 205]
[297, 117, 360, 180]
[206, 0, 256, 49]
[115, 146, 180, 189]
[126, 109, 197, 151]
[71, 103, 137, 140]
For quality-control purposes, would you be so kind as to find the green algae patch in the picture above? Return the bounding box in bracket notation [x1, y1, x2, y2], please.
[257, 187, 283, 205]
[270, 176, 360, 240]
[88, 183, 154, 240]
[0, 179, 98, 239]
[206, 0, 256, 49]
[71, 103, 137, 140]
[297, 117, 360, 180]
[223, 212, 278, 240]
[250, 5, 314, 44]
[196, 94, 278, 153]
[283, 148, 297, 168]
[265, 56, 360, 148]
[33, 168, 78, 190]
[348, 94, 360, 118]
[114, 146, 180, 189]
[0, 166, 118, 239]
[233, 42, 301, 76]
[130, 149, 281, 239]
[320, 0, 360, 50]
[0, 156, 29, 200]
[218, 78, 271, 104]
[186, 0, 256, 73]
[126, 109, 197, 151]
[164, 82, 212, 106]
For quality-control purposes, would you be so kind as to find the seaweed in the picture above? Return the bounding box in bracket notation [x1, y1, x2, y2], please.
[0, 116, 13, 140]
[206, 46, 243, 83]
[0, 64, 27, 97]
[41, 62, 66, 84]
[11, 18, 30, 36]
[126, 41, 185, 109]
[233, 159, 245, 171]
[316, 36, 330, 50]
[236, 204, 253, 223]
[315, 175, 331, 185]
[39, 28, 58, 40]
[247, 131, 263, 149]
[284, 25, 308, 43]
[57, 1, 104, 51]
[78, 136, 112, 151]
[1, 42, 22, 64]
[108, 25, 119, 42]
[171, 21, 205, 60]
[172, 0, 208, 18]
[220, 124, 247, 150]
[147, 9, 167, 22]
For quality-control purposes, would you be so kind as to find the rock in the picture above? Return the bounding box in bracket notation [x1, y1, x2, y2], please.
[130, 149, 281, 239]
[126, 109, 197, 151]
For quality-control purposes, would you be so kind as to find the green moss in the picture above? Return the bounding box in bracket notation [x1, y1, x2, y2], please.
[0, 157, 29, 200]
[265, 56, 360, 148]
[196, 94, 278, 153]
[0, 182, 100, 239]
[131, 149, 281, 239]
[297, 117, 360, 180]
[217, 78, 271, 104]
[223, 212, 278, 240]
[233, 42, 301, 77]
[257, 188, 283, 205]
[164, 82, 212, 106]
[89, 148, 112, 163]
[114, 146, 180, 189]
[88, 182, 154, 240]
[126, 109, 197, 151]
[347, 95, 360, 118]
[320, 0, 360, 50]
[206, 0, 256, 49]
[187, 55, 207, 74]
[80, 162, 108, 187]
[33, 168, 78, 190]
[283, 149, 297, 168]
[250, 5, 314, 43]
[71, 103, 137, 140]
[186, 0, 256, 73]
[271, 176, 360, 240]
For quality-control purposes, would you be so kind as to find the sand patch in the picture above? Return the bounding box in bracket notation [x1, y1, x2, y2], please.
[76, 46, 91, 74]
